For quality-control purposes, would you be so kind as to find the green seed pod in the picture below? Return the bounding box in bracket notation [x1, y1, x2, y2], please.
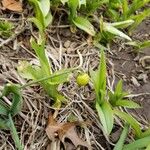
[76, 73, 90, 86]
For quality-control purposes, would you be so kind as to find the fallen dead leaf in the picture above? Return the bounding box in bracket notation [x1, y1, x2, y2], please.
[46, 115, 90, 149]
[2, 0, 23, 12]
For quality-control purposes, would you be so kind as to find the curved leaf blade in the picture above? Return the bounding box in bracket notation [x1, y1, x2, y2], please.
[114, 109, 141, 137]
[73, 16, 96, 36]
[96, 101, 114, 135]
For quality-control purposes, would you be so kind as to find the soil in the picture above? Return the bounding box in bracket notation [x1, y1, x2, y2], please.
[0, 7, 150, 150]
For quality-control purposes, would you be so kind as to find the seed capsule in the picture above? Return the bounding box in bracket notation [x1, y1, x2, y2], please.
[76, 73, 90, 86]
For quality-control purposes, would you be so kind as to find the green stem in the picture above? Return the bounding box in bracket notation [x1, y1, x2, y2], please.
[9, 114, 24, 150]
[20, 67, 77, 89]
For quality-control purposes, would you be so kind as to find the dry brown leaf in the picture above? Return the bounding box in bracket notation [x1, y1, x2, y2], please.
[46, 115, 89, 149]
[2, 0, 23, 12]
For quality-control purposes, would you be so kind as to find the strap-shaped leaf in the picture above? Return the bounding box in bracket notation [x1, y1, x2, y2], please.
[115, 100, 141, 108]
[68, 0, 79, 18]
[123, 135, 150, 150]
[114, 109, 141, 138]
[73, 16, 96, 36]
[110, 20, 134, 29]
[30, 38, 51, 76]
[37, 0, 50, 17]
[9, 114, 24, 150]
[96, 101, 114, 135]
[28, 0, 45, 28]
[103, 23, 132, 41]
[113, 124, 129, 150]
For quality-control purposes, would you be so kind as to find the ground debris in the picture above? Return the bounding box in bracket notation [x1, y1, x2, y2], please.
[2, 0, 23, 12]
[46, 114, 90, 149]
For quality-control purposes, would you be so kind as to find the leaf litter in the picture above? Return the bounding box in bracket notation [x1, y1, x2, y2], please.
[2, 0, 23, 12]
[46, 114, 90, 149]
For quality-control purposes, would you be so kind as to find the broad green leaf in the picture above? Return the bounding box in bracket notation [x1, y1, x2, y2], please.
[28, 0, 45, 27]
[110, 20, 134, 29]
[123, 135, 150, 150]
[90, 50, 107, 104]
[90, 70, 99, 98]
[73, 16, 96, 36]
[17, 61, 43, 80]
[28, 17, 44, 33]
[113, 124, 129, 150]
[126, 40, 150, 51]
[96, 101, 114, 135]
[103, 23, 132, 41]
[49, 69, 72, 85]
[115, 100, 141, 108]
[45, 13, 53, 27]
[115, 80, 123, 94]
[97, 50, 107, 104]
[146, 143, 150, 150]
[30, 38, 51, 76]
[122, 0, 129, 19]
[140, 127, 150, 138]
[114, 109, 141, 137]
[68, 0, 79, 18]
[37, 0, 50, 17]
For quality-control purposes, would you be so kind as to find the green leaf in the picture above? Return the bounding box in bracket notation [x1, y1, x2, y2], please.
[68, 0, 79, 18]
[103, 23, 132, 41]
[115, 80, 123, 94]
[114, 109, 141, 137]
[0, 118, 10, 130]
[90, 50, 107, 104]
[110, 20, 134, 29]
[128, 0, 150, 17]
[115, 100, 141, 108]
[37, 0, 50, 17]
[129, 8, 150, 32]
[49, 69, 71, 85]
[113, 124, 129, 150]
[1, 84, 23, 116]
[122, 0, 129, 19]
[0, 100, 9, 116]
[96, 101, 114, 135]
[17, 61, 42, 80]
[45, 13, 53, 27]
[73, 16, 96, 36]
[9, 114, 24, 150]
[29, 17, 44, 33]
[98, 50, 107, 104]
[28, 0, 45, 27]
[146, 143, 150, 150]
[30, 38, 51, 76]
[123, 135, 150, 150]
